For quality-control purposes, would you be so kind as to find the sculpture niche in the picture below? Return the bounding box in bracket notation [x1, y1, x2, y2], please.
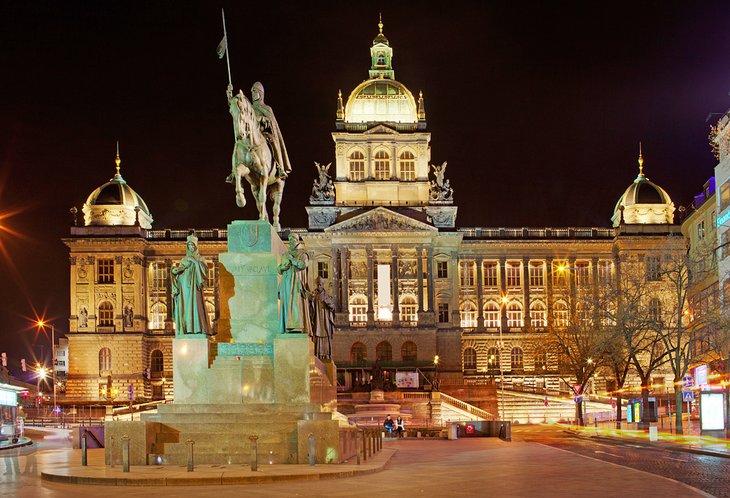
[226, 82, 292, 232]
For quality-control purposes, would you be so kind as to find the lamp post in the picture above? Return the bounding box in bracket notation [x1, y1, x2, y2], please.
[37, 320, 56, 417]
[433, 355, 440, 391]
[497, 296, 509, 421]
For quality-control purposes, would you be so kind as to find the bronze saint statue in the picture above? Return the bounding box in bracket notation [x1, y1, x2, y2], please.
[171, 233, 210, 335]
[310, 277, 335, 359]
[278, 234, 309, 333]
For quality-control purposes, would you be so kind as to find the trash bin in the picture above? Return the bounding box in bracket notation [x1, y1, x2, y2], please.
[448, 423, 458, 440]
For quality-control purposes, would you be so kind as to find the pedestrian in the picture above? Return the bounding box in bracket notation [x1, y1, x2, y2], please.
[384, 414, 395, 438]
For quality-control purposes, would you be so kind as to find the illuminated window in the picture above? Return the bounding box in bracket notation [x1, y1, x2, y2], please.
[400, 296, 417, 322]
[576, 302, 591, 326]
[459, 261, 475, 287]
[401, 341, 417, 362]
[507, 301, 523, 328]
[506, 262, 521, 288]
[460, 301, 477, 328]
[649, 298, 662, 324]
[463, 347, 476, 370]
[721, 180, 730, 212]
[97, 258, 114, 284]
[646, 256, 661, 281]
[351, 342, 367, 364]
[553, 301, 568, 327]
[349, 295, 368, 322]
[98, 301, 114, 327]
[398, 151, 416, 181]
[205, 301, 215, 330]
[511, 348, 524, 370]
[574, 261, 590, 287]
[374, 150, 390, 180]
[534, 350, 547, 372]
[149, 302, 166, 330]
[553, 261, 569, 288]
[530, 301, 547, 328]
[438, 303, 449, 323]
[529, 262, 544, 288]
[318, 261, 329, 280]
[206, 262, 216, 288]
[150, 349, 164, 378]
[376, 341, 392, 362]
[598, 261, 612, 284]
[437, 261, 448, 279]
[483, 262, 498, 288]
[698, 220, 705, 241]
[349, 151, 365, 181]
[487, 347, 500, 372]
[483, 301, 500, 328]
[151, 262, 167, 290]
[99, 348, 112, 372]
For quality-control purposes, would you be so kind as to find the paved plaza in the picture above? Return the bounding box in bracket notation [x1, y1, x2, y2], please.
[0, 427, 715, 497]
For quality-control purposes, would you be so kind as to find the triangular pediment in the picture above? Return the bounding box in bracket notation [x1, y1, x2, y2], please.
[363, 124, 399, 135]
[325, 207, 437, 233]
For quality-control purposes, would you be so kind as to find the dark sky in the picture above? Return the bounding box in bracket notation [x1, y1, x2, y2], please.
[1, 1, 730, 366]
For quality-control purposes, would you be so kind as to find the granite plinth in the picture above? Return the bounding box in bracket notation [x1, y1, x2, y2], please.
[173, 336, 210, 404]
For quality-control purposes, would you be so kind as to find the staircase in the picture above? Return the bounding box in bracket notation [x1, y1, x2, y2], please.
[499, 391, 612, 424]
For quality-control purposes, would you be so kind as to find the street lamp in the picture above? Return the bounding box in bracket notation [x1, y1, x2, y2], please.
[497, 296, 509, 421]
[37, 320, 56, 417]
[433, 355, 440, 391]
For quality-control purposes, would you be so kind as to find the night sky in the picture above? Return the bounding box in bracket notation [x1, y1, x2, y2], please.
[1, 1, 730, 367]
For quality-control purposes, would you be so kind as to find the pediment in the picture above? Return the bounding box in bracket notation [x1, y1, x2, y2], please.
[325, 207, 437, 233]
[364, 124, 399, 135]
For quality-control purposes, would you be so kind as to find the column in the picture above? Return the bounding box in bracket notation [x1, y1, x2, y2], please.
[426, 246, 435, 314]
[165, 258, 173, 325]
[569, 258, 577, 318]
[545, 257, 554, 328]
[391, 246, 399, 322]
[591, 256, 600, 324]
[451, 252, 461, 325]
[499, 257, 507, 329]
[390, 144, 397, 180]
[417, 245, 424, 313]
[342, 248, 350, 313]
[331, 247, 340, 311]
[367, 247, 375, 325]
[522, 257, 531, 330]
[476, 258, 484, 330]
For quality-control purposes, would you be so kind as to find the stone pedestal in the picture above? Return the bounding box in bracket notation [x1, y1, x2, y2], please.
[173, 335, 210, 404]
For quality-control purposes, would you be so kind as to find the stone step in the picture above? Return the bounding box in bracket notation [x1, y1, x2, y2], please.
[155, 403, 322, 415]
[162, 435, 294, 452]
[150, 412, 331, 424]
[152, 450, 299, 466]
[156, 422, 298, 434]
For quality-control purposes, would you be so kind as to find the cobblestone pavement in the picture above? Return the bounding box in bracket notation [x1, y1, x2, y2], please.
[515, 425, 730, 498]
[0, 427, 710, 498]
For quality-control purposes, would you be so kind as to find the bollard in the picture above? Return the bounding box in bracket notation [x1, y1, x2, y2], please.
[355, 431, 361, 465]
[81, 432, 88, 466]
[186, 439, 195, 472]
[122, 435, 130, 472]
[378, 432, 382, 451]
[362, 430, 367, 462]
[249, 434, 259, 471]
[308, 433, 316, 466]
[110, 436, 115, 468]
[368, 431, 373, 457]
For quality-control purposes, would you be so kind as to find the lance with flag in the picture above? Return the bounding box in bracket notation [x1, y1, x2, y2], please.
[218, 8, 232, 88]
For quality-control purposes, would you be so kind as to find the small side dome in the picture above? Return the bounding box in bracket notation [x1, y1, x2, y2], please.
[611, 149, 674, 227]
[82, 150, 153, 229]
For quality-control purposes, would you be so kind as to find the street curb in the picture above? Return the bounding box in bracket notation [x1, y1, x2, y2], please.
[578, 432, 730, 460]
[40, 448, 396, 486]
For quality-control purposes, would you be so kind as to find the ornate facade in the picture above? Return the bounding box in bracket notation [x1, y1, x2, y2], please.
[64, 22, 684, 403]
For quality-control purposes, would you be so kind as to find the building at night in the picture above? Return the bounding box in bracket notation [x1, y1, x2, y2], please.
[63, 22, 684, 410]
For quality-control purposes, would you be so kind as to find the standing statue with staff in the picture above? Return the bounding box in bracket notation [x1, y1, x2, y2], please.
[218, 10, 290, 232]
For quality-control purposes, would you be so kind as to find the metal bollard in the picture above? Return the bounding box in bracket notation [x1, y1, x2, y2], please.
[186, 439, 195, 472]
[355, 431, 361, 465]
[308, 433, 316, 466]
[368, 431, 373, 457]
[122, 435, 130, 472]
[249, 434, 259, 471]
[362, 430, 367, 462]
[81, 433, 88, 466]
[378, 432, 382, 451]
[110, 436, 115, 468]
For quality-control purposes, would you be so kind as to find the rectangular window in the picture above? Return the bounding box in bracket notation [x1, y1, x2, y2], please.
[437, 261, 448, 279]
[646, 255, 661, 281]
[529, 262, 544, 288]
[574, 261, 590, 287]
[698, 220, 705, 241]
[598, 260, 612, 283]
[483, 262, 498, 288]
[151, 262, 167, 290]
[459, 261, 475, 287]
[438, 303, 449, 323]
[721, 181, 730, 213]
[712, 210, 717, 228]
[553, 261, 569, 288]
[97, 258, 114, 284]
[506, 262, 521, 288]
[318, 261, 329, 280]
[206, 262, 216, 288]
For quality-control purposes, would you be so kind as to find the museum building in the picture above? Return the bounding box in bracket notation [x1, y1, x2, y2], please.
[63, 23, 683, 402]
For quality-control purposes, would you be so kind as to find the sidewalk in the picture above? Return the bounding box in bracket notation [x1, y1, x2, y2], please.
[40, 447, 395, 486]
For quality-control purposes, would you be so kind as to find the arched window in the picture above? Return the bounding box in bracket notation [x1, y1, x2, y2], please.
[649, 298, 662, 325]
[463, 347, 476, 370]
[553, 300, 568, 327]
[349, 295, 368, 322]
[486, 347, 500, 372]
[376, 52, 386, 66]
[99, 348, 112, 372]
[205, 301, 215, 330]
[483, 301, 500, 328]
[374, 150, 390, 180]
[351, 342, 367, 364]
[98, 301, 114, 327]
[511, 347, 524, 370]
[149, 302, 166, 330]
[398, 151, 416, 181]
[400, 295, 417, 322]
[460, 301, 477, 328]
[376, 341, 393, 362]
[401, 341, 417, 361]
[530, 301, 547, 328]
[534, 349, 547, 372]
[349, 151, 365, 181]
[150, 349, 164, 378]
[507, 301, 523, 328]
